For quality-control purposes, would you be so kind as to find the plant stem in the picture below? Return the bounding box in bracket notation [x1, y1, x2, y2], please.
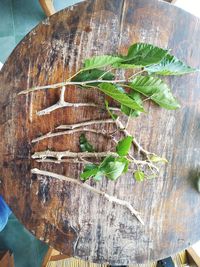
[115, 119, 156, 157]
[56, 118, 115, 130]
[128, 69, 146, 80]
[132, 158, 159, 173]
[98, 67, 115, 79]
[32, 128, 110, 143]
[32, 149, 158, 173]
[31, 168, 144, 224]
[35, 158, 91, 164]
[32, 150, 118, 160]
[18, 79, 131, 95]
[37, 101, 98, 116]
[37, 86, 98, 116]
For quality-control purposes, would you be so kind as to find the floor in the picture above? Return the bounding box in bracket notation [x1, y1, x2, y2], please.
[0, 1, 82, 267]
[0, 0, 83, 63]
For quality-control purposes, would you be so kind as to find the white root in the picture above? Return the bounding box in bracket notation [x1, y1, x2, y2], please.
[31, 168, 144, 224]
[56, 118, 115, 130]
[32, 150, 118, 160]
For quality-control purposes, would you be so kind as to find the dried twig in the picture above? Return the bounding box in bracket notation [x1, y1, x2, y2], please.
[37, 86, 97, 116]
[35, 158, 89, 164]
[32, 150, 118, 160]
[18, 79, 128, 95]
[32, 116, 159, 172]
[32, 128, 109, 143]
[31, 168, 144, 224]
[56, 118, 115, 130]
[32, 149, 159, 173]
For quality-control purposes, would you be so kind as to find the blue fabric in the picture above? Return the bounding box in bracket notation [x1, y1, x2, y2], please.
[0, 196, 12, 232]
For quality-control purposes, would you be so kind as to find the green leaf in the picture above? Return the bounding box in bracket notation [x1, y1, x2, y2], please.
[134, 170, 145, 182]
[145, 54, 197, 75]
[83, 55, 122, 70]
[129, 75, 180, 110]
[114, 43, 168, 68]
[115, 84, 126, 93]
[72, 69, 114, 82]
[99, 156, 115, 170]
[116, 136, 133, 156]
[80, 164, 99, 181]
[105, 100, 118, 120]
[81, 155, 130, 182]
[149, 155, 168, 163]
[98, 156, 127, 180]
[121, 91, 143, 117]
[98, 83, 145, 112]
[79, 134, 94, 152]
[116, 157, 130, 173]
[103, 160, 126, 181]
[93, 171, 104, 181]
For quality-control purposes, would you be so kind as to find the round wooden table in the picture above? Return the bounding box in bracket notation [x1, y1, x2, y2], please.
[0, 0, 200, 264]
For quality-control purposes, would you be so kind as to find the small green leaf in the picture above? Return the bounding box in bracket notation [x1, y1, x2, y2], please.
[149, 155, 168, 163]
[116, 157, 130, 173]
[129, 75, 180, 110]
[83, 55, 122, 70]
[79, 134, 94, 152]
[93, 171, 104, 181]
[105, 100, 118, 120]
[114, 43, 168, 68]
[98, 156, 127, 181]
[145, 54, 197, 75]
[116, 136, 133, 156]
[134, 170, 145, 182]
[72, 69, 114, 83]
[81, 164, 99, 181]
[99, 156, 115, 170]
[121, 91, 143, 117]
[103, 160, 126, 181]
[98, 83, 145, 112]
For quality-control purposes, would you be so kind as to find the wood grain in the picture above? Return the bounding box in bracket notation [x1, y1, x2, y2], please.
[0, 0, 200, 264]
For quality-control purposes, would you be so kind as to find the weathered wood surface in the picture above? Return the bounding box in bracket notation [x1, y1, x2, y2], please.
[0, 0, 200, 264]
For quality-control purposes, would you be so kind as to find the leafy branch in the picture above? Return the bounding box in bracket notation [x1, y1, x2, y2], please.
[20, 43, 198, 224]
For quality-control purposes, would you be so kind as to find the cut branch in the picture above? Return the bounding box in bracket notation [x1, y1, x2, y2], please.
[37, 86, 97, 116]
[32, 128, 109, 143]
[18, 79, 128, 95]
[56, 118, 115, 130]
[32, 149, 159, 173]
[35, 159, 97, 164]
[31, 168, 144, 224]
[32, 150, 118, 160]
[37, 101, 98, 116]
